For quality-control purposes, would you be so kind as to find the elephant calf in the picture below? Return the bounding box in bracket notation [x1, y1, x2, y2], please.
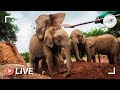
[85, 34, 120, 65]
[70, 29, 91, 62]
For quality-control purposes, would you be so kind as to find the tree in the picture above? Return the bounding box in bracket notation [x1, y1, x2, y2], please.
[20, 52, 29, 63]
[0, 11, 19, 43]
[97, 11, 120, 37]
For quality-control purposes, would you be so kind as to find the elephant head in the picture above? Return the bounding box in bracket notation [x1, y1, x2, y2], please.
[35, 13, 66, 41]
[70, 30, 86, 44]
[35, 14, 51, 40]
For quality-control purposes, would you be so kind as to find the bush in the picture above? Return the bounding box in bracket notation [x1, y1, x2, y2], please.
[83, 28, 107, 38]
[20, 52, 29, 63]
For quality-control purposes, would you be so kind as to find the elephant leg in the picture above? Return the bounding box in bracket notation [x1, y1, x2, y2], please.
[53, 53, 62, 73]
[92, 56, 96, 63]
[58, 47, 64, 64]
[57, 48, 65, 73]
[113, 54, 119, 65]
[43, 44, 55, 76]
[63, 45, 72, 77]
[39, 58, 48, 74]
[72, 42, 81, 61]
[118, 53, 120, 65]
[85, 43, 91, 62]
[79, 50, 83, 60]
[107, 54, 114, 64]
[34, 57, 40, 73]
[98, 54, 101, 63]
[29, 53, 35, 71]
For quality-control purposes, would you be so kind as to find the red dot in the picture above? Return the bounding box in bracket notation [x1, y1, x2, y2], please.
[5, 67, 14, 75]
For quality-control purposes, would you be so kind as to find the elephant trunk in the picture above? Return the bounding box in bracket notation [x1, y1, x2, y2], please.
[64, 43, 72, 77]
[84, 42, 91, 62]
[72, 41, 81, 61]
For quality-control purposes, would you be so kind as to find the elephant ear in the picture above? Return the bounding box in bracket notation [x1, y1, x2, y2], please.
[49, 13, 66, 27]
[86, 37, 95, 48]
[82, 35, 86, 44]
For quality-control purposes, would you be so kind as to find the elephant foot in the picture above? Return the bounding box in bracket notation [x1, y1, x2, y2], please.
[42, 71, 47, 75]
[58, 70, 67, 74]
[87, 60, 91, 63]
[76, 59, 83, 61]
[49, 72, 58, 76]
[63, 71, 71, 77]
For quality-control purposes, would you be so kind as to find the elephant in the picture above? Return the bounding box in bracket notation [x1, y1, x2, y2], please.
[29, 13, 71, 77]
[0, 42, 27, 67]
[43, 26, 72, 77]
[70, 29, 91, 62]
[85, 37, 101, 63]
[85, 34, 120, 65]
[116, 37, 120, 65]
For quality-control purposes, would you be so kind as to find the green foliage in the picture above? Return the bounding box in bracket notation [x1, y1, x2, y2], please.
[71, 54, 75, 58]
[20, 52, 29, 63]
[0, 11, 19, 43]
[83, 28, 107, 38]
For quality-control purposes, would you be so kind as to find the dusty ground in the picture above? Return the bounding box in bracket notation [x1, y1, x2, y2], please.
[52, 55, 120, 79]
[5, 55, 119, 79]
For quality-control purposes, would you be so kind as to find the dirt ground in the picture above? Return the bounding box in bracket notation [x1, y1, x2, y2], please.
[52, 55, 120, 79]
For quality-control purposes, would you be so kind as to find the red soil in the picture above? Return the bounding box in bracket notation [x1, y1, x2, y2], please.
[52, 55, 120, 79]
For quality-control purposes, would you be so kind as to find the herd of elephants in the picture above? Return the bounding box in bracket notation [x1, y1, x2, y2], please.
[28, 12, 120, 77]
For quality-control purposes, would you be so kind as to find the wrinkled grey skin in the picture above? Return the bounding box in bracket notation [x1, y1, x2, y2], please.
[29, 13, 71, 77]
[70, 30, 91, 62]
[85, 34, 120, 65]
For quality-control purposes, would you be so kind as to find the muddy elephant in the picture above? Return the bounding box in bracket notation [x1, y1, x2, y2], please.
[85, 34, 120, 65]
[29, 13, 71, 77]
[0, 42, 27, 67]
[70, 29, 91, 62]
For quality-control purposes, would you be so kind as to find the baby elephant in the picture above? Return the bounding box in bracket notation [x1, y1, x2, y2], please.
[85, 34, 120, 65]
[70, 29, 91, 62]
